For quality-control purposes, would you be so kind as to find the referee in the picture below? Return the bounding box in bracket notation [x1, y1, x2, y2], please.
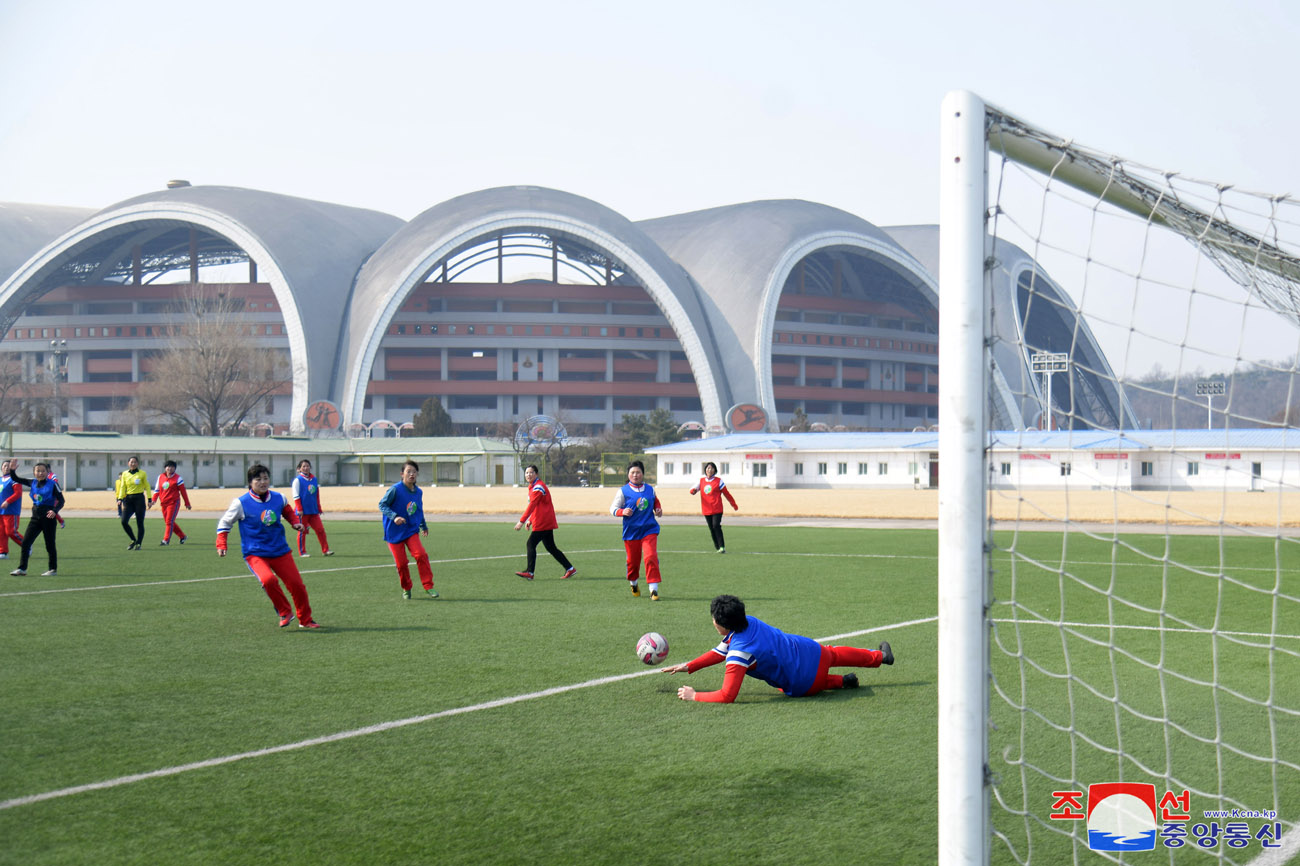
[115, 455, 152, 550]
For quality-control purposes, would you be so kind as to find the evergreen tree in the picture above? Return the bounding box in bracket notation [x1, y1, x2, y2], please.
[412, 397, 453, 436]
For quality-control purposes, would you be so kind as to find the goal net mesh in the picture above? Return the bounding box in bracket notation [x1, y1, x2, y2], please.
[979, 103, 1300, 864]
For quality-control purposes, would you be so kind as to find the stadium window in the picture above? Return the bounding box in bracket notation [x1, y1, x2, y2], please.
[430, 325, 438, 334]
[467, 325, 475, 335]
[130, 327, 137, 337]
[74, 328, 81, 337]
[116, 327, 123, 336]
[1060, 463, 1072, 476]
[817, 462, 827, 475]
[582, 327, 589, 336]
[486, 325, 494, 335]
[41, 328, 48, 338]
[1001, 463, 1011, 476]
[858, 462, 868, 474]
[397, 325, 406, 335]
[563, 326, 570, 336]
[908, 462, 918, 475]
[878, 463, 888, 475]
[1140, 461, 1153, 476]
[618, 328, 626, 337]
[837, 462, 847, 475]
[600, 327, 608, 336]
[683, 462, 692, 475]
[414, 325, 422, 334]
[663, 463, 674, 475]
[794, 463, 804, 475]
[1187, 462, 1199, 476]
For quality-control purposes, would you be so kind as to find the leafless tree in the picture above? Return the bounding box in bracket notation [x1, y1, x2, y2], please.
[0, 353, 31, 430]
[135, 289, 288, 435]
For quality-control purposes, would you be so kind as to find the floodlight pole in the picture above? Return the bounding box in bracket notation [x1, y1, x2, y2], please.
[1030, 352, 1070, 431]
[1195, 380, 1225, 430]
[938, 89, 990, 866]
[49, 339, 67, 434]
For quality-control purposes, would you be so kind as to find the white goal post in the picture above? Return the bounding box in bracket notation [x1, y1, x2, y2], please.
[939, 90, 1300, 866]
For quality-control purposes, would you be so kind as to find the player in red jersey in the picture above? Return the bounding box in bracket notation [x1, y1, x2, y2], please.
[149, 460, 192, 544]
[513, 464, 575, 580]
[689, 461, 738, 553]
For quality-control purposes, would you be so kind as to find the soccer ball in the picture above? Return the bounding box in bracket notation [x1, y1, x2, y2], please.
[636, 631, 669, 665]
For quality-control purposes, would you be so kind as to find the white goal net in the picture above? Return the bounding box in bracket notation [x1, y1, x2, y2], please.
[938, 91, 1300, 865]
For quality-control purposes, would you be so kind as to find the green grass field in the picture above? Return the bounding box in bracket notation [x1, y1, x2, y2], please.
[0, 518, 1295, 865]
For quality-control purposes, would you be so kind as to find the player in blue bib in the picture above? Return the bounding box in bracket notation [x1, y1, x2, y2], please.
[293, 459, 333, 557]
[662, 594, 894, 702]
[609, 460, 663, 599]
[216, 463, 320, 629]
[7, 462, 65, 576]
[379, 460, 438, 600]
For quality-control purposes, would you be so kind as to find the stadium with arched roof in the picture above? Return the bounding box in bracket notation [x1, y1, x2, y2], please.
[0, 183, 1124, 436]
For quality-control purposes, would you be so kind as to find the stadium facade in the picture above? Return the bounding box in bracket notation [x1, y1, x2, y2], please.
[0, 185, 1136, 436]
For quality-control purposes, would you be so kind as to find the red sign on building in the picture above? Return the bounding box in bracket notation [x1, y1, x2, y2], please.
[1204, 453, 1241, 460]
[1019, 453, 1052, 460]
[745, 454, 773, 460]
[1093, 453, 1129, 460]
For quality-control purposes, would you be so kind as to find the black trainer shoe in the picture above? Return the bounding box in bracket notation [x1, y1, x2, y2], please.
[879, 641, 894, 665]
[842, 673, 859, 689]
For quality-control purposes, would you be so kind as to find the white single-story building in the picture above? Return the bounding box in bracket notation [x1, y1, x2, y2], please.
[649, 430, 1299, 492]
[0, 431, 523, 490]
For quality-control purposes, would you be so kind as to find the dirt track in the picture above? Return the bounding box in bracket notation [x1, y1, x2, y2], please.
[63, 485, 1298, 528]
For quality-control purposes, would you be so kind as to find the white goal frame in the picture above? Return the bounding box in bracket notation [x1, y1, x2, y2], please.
[937, 88, 1300, 866]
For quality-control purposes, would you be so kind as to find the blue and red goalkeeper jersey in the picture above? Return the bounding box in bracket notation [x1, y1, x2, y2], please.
[713, 616, 823, 697]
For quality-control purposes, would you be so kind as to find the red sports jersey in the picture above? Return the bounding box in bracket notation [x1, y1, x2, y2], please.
[153, 471, 192, 509]
[519, 479, 558, 531]
[693, 476, 737, 515]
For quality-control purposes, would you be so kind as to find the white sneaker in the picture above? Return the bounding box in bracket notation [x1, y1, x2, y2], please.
[41, 569, 56, 576]
[10, 568, 25, 576]
[0, 553, 8, 559]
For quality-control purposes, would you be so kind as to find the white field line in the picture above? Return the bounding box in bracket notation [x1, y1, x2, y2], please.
[0, 550, 620, 598]
[1250, 830, 1300, 866]
[0, 614, 939, 811]
[2, 544, 1286, 600]
[991, 619, 1300, 642]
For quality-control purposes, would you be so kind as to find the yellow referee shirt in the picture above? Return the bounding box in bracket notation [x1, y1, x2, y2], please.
[115, 469, 151, 499]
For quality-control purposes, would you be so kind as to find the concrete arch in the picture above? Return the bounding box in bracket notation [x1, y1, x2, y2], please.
[753, 232, 938, 427]
[0, 187, 402, 432]
[641, 201, 937, 431]
[341, 186, 727, 428]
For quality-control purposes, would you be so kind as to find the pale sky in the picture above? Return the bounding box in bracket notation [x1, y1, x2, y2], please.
[3, 0, 1299, 375]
